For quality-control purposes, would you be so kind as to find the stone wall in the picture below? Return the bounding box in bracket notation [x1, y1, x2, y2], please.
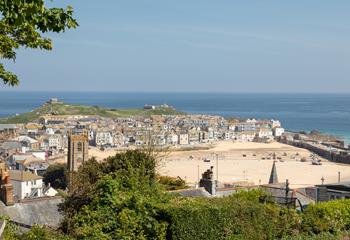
[280, 139, 350, 164]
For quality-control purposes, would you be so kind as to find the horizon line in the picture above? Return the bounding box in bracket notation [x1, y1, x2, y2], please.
[1, 90, 350, 94]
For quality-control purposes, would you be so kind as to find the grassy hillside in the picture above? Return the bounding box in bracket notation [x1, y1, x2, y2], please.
[0, 102, 185, 124]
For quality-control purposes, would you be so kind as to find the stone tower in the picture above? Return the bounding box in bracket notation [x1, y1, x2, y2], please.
[268, 161, 279, 184]
[67, 128, 89, 172]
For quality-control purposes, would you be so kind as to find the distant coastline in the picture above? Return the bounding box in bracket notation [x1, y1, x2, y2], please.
[1, 92, 349, 143]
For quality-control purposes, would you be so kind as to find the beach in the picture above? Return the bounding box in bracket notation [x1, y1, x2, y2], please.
[84, 141, 350, 189]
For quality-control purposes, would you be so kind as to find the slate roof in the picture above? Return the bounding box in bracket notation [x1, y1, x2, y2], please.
[0, 141, 22, 150]
[0, 124, 17, 131]
[170, 188, 211, 197]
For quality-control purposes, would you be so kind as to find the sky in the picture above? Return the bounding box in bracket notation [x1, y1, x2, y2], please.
[2, 0, 350, 92]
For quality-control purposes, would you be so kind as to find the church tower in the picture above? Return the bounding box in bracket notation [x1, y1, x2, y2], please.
[67, 128, 89, 172]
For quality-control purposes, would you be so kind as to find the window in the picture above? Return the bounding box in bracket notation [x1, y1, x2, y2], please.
[77, 142, 83, 152]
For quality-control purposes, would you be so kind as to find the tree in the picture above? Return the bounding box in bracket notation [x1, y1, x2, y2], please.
[0, 0, 78, 86]
[43, 163, 68, 190]
[59, 150, 169, 239]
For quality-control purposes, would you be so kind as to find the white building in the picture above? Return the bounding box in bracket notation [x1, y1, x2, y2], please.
[236, 122, 256, 132]
[45, 128, 55, 135]
[43, 185, 58, 197]
[273, 127, 285, 137]
[246, 118, 257, 124]
[9, 170, 43, 200]
[41, 134, 63, 151]
[178, 133, 189, 145]
[13, 136, 39, 151]
[258, 128, 273, 139]
[236, 132, 256, 142]
[95, 131, 113, 146]
[271, 120, 281, 128]
[166, 133, 178, 145]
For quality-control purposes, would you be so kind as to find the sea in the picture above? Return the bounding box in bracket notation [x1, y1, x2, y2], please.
[0, 92, 349, 144]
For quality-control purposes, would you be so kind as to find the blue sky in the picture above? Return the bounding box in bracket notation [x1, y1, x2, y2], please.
[2, 0, 350, 92]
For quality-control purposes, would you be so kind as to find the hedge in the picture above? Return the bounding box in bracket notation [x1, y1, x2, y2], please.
[162, 192, 350, 240]
[163, 190, 300, 240]
[301, 199, 350, 234]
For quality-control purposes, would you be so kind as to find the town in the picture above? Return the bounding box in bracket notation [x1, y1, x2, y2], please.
[0, 99, 284, 202]
[0, 99, 350, 232]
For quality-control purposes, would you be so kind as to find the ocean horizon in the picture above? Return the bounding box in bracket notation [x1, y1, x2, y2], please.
[1, 91, 349, 143]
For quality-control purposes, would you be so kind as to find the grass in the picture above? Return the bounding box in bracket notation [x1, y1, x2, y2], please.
[0, 102, 186, 124]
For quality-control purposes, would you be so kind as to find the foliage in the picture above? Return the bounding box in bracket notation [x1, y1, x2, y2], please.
[282, 232, 350, 240]
[67, 175, 169, 239]
[43, 163, 67, 190]
[0, 216, 19, 240]
[60, 150, 169, 239]
[301, 199, 350, 234]
[18, 225, 71, 240]
[164, 190, 300, 240]
[58, 150, 350, 240]
[0, 217, 70, 240]
[157, 175, 188, 191]
[10, 149, 350, 240]
[0, 0, 78, 86]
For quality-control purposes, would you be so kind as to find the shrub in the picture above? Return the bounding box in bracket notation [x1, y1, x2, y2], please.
[158, 176, 188, 190]
[43, 164, 67, 190]
[301, 199, 350, 234]
[164, 190, 300, 240]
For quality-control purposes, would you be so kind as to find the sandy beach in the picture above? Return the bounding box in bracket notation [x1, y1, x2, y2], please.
[160, 141, 350, 188]
[81, 141, 350, 189]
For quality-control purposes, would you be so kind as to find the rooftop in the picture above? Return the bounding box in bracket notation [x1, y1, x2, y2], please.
[9, 170, 43, 182]
[0, 124, 17, 131]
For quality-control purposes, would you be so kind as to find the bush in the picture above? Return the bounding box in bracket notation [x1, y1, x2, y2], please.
[158, 176, 188, 191]
[60, 150, 169, 239]
[282, 232, 350, 240]
[47, 149, 350, 239]
[301, 199, 350, 234]
[164, 190, 300, 240]
[0, 217, 70, 240]
[43, 164, 67, 190]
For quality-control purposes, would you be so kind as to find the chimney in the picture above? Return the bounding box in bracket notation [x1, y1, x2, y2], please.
[0, 166, 14, 206]
[1, 184, 14, 206]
